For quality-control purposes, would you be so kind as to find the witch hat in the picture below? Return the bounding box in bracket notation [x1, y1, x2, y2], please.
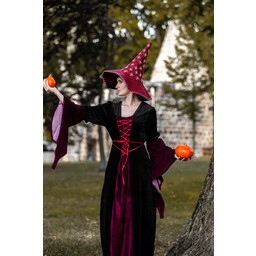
[102, 42, 152, 101]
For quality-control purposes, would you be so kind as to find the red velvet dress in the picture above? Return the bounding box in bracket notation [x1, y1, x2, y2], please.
[110, 115, 145, 256]
[50, 96, 176, 256]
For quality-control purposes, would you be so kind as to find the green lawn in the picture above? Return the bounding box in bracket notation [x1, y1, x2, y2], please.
[43, 158, 210, 256]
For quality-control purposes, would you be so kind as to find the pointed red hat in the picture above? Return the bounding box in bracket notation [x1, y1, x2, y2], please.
[102, 42, 152, 101]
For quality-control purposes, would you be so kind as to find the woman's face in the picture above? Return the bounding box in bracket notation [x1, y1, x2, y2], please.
[115, 76, 130, 97]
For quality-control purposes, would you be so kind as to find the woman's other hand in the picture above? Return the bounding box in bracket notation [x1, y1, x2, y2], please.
[174, 154, 192, 161]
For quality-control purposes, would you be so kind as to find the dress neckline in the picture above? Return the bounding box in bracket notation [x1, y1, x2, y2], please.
[117, 101, 143, 118]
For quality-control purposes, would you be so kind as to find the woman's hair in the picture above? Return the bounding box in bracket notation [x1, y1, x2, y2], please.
[136, 94, 146, 101]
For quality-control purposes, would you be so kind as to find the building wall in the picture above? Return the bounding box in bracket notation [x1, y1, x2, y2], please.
[152, 86, 213, 157]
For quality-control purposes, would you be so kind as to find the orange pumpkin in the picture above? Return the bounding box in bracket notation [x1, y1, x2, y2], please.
[46, 74, 56, 88]
[175, 144, 193, 159]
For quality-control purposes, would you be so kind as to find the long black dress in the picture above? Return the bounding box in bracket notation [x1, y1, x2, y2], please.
[50, 95, 176, 256]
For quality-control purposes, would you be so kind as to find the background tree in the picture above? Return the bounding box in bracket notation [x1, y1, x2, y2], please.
[168, 0, 214, 84]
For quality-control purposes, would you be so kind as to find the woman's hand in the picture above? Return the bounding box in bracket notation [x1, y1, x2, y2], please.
[43, 79, 57, 94]
[43, 79, 64, 103]
[174, 154, 192, 161]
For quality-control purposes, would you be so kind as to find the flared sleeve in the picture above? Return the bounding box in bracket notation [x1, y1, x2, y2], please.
[50, 95, 84, 169]
[145, 107, 176, 218]
[50, 95, 110, 169]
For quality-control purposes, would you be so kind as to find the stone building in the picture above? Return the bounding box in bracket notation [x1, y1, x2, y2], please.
[47, 22, 213, 164]
[148, 22, 213, 157]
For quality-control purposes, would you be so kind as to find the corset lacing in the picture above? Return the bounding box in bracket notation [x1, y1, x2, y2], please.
[112, 117, 144, 186]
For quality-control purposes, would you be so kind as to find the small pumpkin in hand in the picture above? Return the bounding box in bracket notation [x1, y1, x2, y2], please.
[175, 144, 193, 159]
[46, 74, 56, 88]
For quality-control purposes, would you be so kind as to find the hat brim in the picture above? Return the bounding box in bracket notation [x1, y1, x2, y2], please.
[102, 70, 125, 89]
[102, 70, 152, 101]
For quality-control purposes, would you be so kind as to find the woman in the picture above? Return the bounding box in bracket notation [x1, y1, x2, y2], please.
[43, 42, 190, 256]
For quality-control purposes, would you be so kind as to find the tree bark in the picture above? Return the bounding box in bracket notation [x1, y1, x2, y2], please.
[98, 125, 107, 172]
[166, 153, 214, 256]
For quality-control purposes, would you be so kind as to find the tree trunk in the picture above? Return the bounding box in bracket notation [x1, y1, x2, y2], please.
[98, 86, 107, 172]
[166, 153, 214, 256]
[98, 124, 107, 172]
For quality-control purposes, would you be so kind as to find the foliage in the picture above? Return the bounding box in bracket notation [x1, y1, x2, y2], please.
[108, 0, 172, 80]
[163, 0, 214, 85]
[44, 0, 116, 129]
[163, 0, 213, 109]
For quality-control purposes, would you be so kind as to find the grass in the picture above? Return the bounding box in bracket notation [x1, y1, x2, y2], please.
[43, 158, 210, 256]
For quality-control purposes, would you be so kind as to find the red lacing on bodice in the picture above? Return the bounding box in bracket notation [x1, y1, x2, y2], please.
[112, 117, 144, 186]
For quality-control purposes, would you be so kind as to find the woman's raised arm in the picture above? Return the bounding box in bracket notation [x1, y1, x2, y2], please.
[43, 79, 64, 103]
